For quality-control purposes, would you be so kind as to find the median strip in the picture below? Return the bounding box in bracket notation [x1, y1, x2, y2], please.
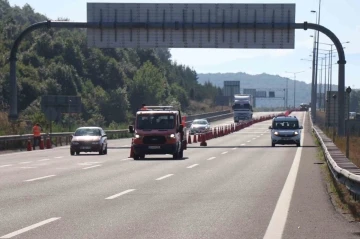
[0, 217, 61, 239]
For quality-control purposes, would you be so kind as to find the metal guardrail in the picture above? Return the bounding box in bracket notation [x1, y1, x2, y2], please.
[0, 111, 234, 150]
[310, 113, 360, 201]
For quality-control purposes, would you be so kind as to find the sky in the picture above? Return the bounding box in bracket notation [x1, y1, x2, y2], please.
[8, 0, 360, 88]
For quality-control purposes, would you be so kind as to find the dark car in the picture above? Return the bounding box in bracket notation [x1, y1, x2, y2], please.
[70, 127, 108, 155]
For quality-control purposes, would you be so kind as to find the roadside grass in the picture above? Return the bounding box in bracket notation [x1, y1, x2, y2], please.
[316, 111, 360, 168]
[314, 135, 360, 222]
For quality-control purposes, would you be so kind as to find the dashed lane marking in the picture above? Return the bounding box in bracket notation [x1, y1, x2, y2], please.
[105, 189, 136, 200]
[156, 174, 174, 181]
[187, 164, 199, 169]
[24, 175, 56, 182]
[82, 165, 101, 170]
[207, 157, 216, 161]
[221, 151, 228, 155]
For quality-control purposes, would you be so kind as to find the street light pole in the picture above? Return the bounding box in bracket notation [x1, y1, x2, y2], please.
[311, 10, 318, 121]
[68, 99, 72, 132]
[285, 71, 305, 108]
[315, 0, 321, 117]
[332, 94, 337, 142]
[346, 86, 352, 158]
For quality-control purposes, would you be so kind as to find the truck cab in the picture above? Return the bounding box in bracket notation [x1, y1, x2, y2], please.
[232, 94, 253, 122]
[128, 106, 187, 160]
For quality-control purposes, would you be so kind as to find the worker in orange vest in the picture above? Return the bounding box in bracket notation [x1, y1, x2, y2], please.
[140, 103, 147, 110]
[32, 123, 42, 150]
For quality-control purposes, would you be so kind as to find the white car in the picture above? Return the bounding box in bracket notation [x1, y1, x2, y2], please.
[189, 119, 210, 134]
[269, 116, 303, 147]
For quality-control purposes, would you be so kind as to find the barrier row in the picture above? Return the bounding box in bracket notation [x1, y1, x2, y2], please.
[187, 114, 278, 147]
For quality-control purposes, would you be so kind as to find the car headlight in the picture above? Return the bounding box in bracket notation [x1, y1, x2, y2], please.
[274, 132, 279, 135]
[72, 141, 79, 145]
[294, 131, 299, 135]
[135, 134, 141, 139]
[169, 134, 175, 139]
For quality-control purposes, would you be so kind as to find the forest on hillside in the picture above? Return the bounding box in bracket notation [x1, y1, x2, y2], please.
[0, 0, 224, 134]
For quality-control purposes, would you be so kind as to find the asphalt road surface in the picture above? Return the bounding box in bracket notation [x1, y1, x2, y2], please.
[1, 112, 359, 239]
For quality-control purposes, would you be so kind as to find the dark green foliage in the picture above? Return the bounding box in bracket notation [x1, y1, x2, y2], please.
[0, 1, 221, 128]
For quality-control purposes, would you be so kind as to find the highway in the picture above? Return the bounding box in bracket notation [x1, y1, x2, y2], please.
[1, 112, 359, 239]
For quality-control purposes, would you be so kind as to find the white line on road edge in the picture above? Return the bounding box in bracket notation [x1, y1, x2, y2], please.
[38, 158, 50, 162]
[54, 156, 63, 159]
[18, 161, 32, 164]
[82, 165, 101, 170]
[19, 167, 37, 169]
[240, 144, 246, 146]
[207, 157, 216, 161]
[0, 217, 61, 239]
[105, 189, 136, 200]
[156, 174, 174, 181]
[0, 165, 12, 168]
[221, 151, 228, 155]
[121, 158, 131, 161]
[263, 113, 305, 239]
[24, 175, 56, 182]
[187, 164, 199, 169]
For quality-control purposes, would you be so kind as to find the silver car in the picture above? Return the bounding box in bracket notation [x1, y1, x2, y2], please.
[190, 119, 210, 135]
[269, 116, 303, 147]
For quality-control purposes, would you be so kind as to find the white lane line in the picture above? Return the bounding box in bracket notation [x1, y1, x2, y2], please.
[263, 113, 305, 239]
[232, 147, 237, 150]
[252, 138, 256, 140]
[207, 157, 216, 161]
[221, 151, 228, 155]
[105, 189, 136, 200]
[24, 175, 56, 182]
[18, 161, 32, 164]
[0, 217, 61, 239]
[247, 140, 251, 143]
[156, 174, 174, 181]
[19, 167, 37, 169]
[82, 165, 101, 170]
[240, 144, 246, 146]
[122, 145, 130, 147]
[54, 156, 63, 159]
[0, 165, 12, 168]
[38, 158, 50, 162]
[187, 164, 199, 169]
[121, 158, 131, 161]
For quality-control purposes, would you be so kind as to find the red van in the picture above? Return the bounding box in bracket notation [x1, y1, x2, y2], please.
[128, 106, 187, 160]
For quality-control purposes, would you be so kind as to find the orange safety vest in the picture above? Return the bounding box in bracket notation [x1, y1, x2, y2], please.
[33, 125, 41, 136]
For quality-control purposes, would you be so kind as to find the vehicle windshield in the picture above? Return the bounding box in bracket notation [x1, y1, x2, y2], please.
[192, 120, 207, 125]
[136, 114, 175, 130]
[233, 103, 251, 110]
[74, 128, 101, 136]
[272, 120, 299, 129]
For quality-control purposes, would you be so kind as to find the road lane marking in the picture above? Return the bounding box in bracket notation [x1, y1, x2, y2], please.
[156, 174, 174, 181]
[24, 175, 56, 182]
[187, 164, 199, 169]
[247, 140, 251, 142]
[38, 158, 50, 162]
[122, 145, 130, 147]
[121, 158, 131, 161]
[221, 151, 228, 155]
[232, 147, 237, 150]
[19, 167, 37, 169]
[0, 165, 12, 168]
[105, 189, 136, 200]
[252, 138, 256, 140]
[78, 162, 101, 166]
[18, 161, 32, 164]
[207, 157, 216, 161]
[82, 165, 101, 170]
[0, 217, 61, 239]
[240, 144, 246, 146]
[54, 156, 63, 159]
[263, 113, 305, 239]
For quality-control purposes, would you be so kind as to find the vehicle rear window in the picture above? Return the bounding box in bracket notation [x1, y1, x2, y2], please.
[75, 128, 101, 136]
[272, 120, 299, 129]
[137, 114, 175, 130]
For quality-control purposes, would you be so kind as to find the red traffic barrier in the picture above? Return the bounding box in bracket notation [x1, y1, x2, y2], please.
[200, 133, 207, 147]
[46, 137, 52, 149]
[27, 139, 32, 151]
[128, 139, 134, 158]
[193, 134, 197, 143]
[188, 133, 192, 144]
[39, 137, 45, 150]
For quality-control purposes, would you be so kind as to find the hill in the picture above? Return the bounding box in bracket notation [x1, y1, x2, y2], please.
[0, 0, 222, 134]
[198, 72, 339, 108]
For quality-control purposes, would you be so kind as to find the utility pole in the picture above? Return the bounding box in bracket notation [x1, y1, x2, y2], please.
[285, 71, 305, 108]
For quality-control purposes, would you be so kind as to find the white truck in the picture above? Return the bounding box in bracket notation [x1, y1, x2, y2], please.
[232, 94, 253, 122]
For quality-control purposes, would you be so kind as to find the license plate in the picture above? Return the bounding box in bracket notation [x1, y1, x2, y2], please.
[81, 146, 91, 149]
[148, 146, 161, 149]
[281, 138, 290, 140]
